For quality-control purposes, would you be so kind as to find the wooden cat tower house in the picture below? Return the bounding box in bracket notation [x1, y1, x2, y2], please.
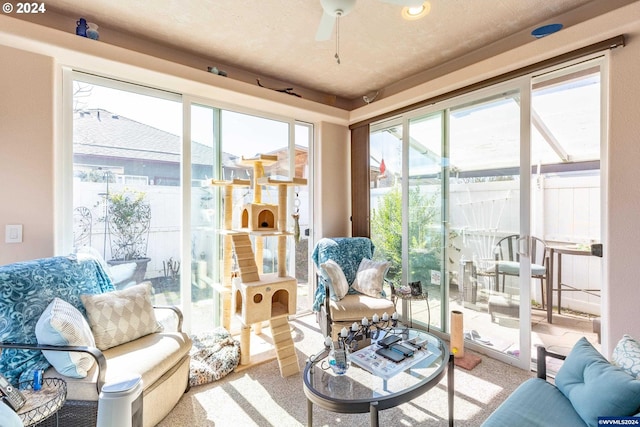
[209, 154, 306, 377]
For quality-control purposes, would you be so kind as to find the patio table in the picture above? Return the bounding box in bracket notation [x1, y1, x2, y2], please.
[546, 243, 601, 323]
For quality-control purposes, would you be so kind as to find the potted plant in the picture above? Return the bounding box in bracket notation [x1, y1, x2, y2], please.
[104, 188, 152, 283]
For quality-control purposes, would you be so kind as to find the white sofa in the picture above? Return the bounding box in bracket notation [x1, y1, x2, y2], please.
[0, 255, 192, 427]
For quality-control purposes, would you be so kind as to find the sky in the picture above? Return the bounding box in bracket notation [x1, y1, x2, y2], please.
[77, 82, 307, 157]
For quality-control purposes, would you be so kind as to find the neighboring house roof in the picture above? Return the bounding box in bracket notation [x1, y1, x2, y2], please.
[74, 109, 237, 167]
[74, 109, 308, 173]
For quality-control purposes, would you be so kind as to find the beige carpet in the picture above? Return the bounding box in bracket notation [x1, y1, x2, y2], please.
[158, 314, 533, 426]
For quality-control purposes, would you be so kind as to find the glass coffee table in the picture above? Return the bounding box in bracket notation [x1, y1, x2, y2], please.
[302, 328, 453, 427]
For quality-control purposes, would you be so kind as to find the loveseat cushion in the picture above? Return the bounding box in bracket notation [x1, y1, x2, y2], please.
[555, 337, 640, 427]
[0, 256, 114, 384]
[48, 331, 192, 401]
[481, 378, 587, 427]
[329, 293, 395, 322]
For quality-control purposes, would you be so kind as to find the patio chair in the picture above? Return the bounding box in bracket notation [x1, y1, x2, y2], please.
[312, 237, 396, 339]
[493, 234, 549, 307]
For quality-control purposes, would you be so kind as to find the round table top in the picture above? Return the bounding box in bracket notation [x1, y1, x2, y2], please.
[302, 327, 450, 414]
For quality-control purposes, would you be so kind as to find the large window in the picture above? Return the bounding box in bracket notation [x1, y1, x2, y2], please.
[66, 72, 312, 333]
[71, 77, 182, 308]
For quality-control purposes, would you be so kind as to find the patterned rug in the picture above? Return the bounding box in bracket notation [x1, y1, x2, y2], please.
[189, 328, 241, 387]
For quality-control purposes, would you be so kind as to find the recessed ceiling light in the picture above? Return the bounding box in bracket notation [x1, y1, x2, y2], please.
[402, 2, 430, 21]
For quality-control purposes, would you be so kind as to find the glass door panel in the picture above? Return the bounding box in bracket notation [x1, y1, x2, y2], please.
[407, 112, 444, 330]
[447, 89, 526, 361]
[530, 63, 603, 355]
[293, 122, 313, 314]
[217, 111, 296, 333]
[71, 77, 182, 307]
[370, 120, 404, 305]
[190, 104, 220, 334]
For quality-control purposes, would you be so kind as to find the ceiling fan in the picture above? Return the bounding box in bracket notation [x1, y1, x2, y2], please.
[315, 0, 426, 41]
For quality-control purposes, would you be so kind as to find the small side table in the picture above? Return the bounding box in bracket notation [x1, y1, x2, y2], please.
[17, 378, 67, 426]
[393, 290, 430, 328]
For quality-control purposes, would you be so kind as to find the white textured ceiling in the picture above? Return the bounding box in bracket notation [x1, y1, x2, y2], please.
[34, 0, 631, 105]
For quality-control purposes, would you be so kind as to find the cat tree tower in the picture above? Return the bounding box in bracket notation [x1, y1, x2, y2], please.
[209, 154, 306, 377]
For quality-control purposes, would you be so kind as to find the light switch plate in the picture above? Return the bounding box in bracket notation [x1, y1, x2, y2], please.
[5, 224, 23, 243]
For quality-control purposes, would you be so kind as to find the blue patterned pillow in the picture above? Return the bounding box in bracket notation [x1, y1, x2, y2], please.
[0, 255, 114, 385]
[612, 335, 640, 379]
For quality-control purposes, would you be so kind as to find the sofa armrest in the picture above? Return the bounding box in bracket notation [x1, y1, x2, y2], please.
[536, 345, 566, 380]
[154, 305, 184, 332]
[0, 342, 107, 393]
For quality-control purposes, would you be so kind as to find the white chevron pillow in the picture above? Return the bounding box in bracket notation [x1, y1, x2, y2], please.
[81, 282, 162, 350]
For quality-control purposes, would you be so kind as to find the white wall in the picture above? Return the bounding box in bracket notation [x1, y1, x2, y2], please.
[0, 44, 54, 264]
[605, 31, 640, 354]
[313, 121, 351, 239]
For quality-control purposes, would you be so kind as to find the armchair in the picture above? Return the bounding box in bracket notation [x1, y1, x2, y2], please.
[312, 237, 396, 339]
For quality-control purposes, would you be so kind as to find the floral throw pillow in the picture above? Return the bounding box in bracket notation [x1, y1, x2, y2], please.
[612, 334, 640, 379]
[351, 258, 390, 298]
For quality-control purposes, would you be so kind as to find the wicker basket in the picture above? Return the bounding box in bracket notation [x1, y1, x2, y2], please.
[17, 378, 67, 427]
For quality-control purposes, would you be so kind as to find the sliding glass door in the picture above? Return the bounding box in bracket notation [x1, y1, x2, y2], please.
[372, 82, 533, 367]
[370, 57, 607, 369]
[189, 103, 221, 334]
[65, 72, 312, 335]
[446, 86, 530, 366]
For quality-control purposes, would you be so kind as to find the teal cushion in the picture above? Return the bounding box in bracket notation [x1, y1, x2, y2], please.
[482, 378, 587, 427]
[497, 261, 546, 276]
[555, 337, 640, 427]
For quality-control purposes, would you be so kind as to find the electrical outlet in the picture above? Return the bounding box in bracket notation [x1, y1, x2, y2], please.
[5, 224, 23, 243]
